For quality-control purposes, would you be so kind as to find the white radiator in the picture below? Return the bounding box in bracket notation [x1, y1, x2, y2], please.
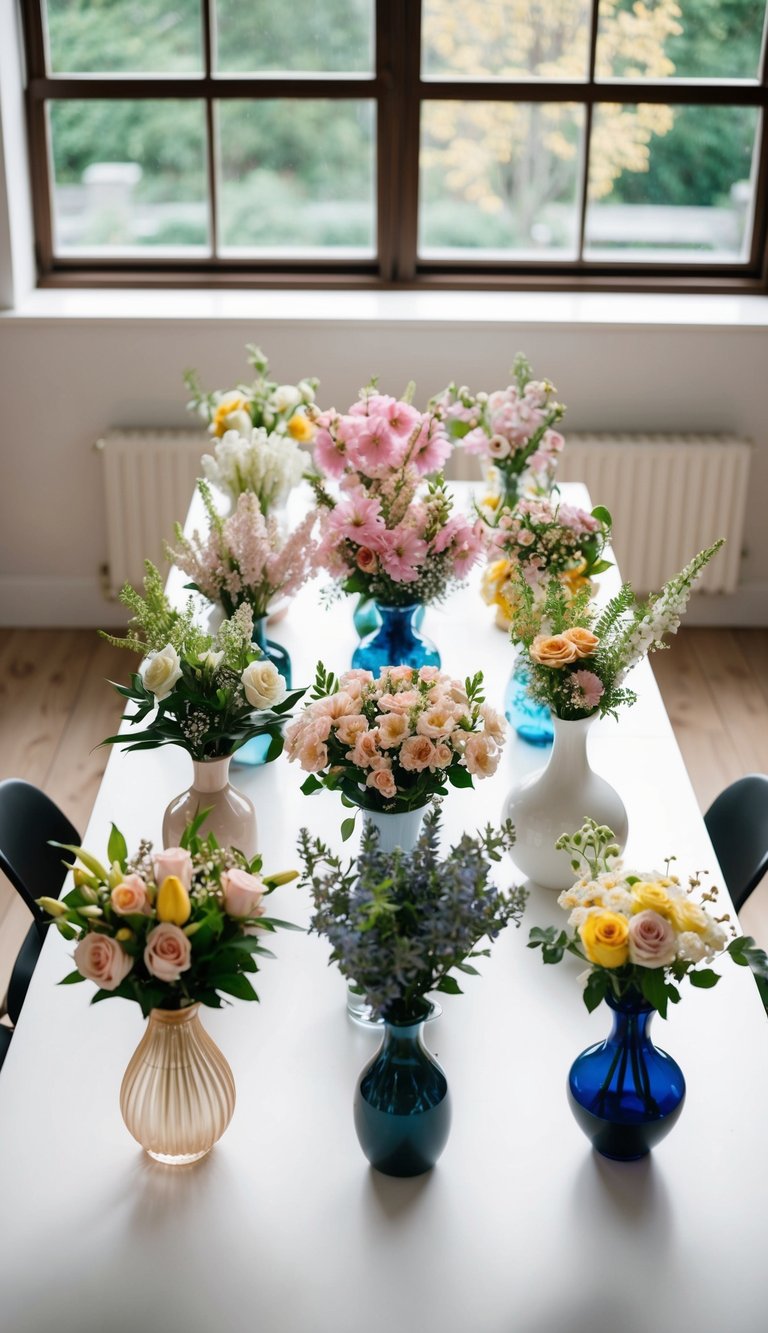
[96, 430, 204, 596]
[98, 428, 751, 599]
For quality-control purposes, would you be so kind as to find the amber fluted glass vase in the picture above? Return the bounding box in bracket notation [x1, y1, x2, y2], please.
[120, 1005, 236, 1165]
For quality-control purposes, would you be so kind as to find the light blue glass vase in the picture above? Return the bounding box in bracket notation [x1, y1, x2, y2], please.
[568, 992, 686, 1161]
[354, 1011, 451, 1176]
[232, 616, 291, 768]
[351, 603, 439, 673]
[504, 655, 553, 747]
[353, 596, 426, 639]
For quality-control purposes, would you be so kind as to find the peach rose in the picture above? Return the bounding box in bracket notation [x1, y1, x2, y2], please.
[74, 933, 133, 991]
[529, 634, 579, 667]
[297, 731, 329, 772]
[378, 690, 421, 714]
[144, 922, 192, 983]
[349, 729, 382, 768]
[365, 768, 398, 799]
[221, 867, 266, 920]
[419, 666, 441, 683]
[561, 627, 600, 658]
[110, 874, 151, 916]
[387, 666, 415, 684]
[356, 546, 378, 572]
[430, 742, 453, 769]
[399, 735, 436, 772]
[480, 703, 507, 746]
[335, 714, 369, 746]
[416, 704, 457, 738]
[153, 848, 193, 891]
[463, 732, 500, 778]
[377, 712, 411, 748]
[311, 691, 356, 721]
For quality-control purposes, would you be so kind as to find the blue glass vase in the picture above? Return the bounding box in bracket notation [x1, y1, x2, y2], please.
[568, 992, 686, 1161]
[351, 603, 440, 673]
[232, 615, 292, 768]
[504, 655, 553, 747]
[352, 597, 425, 639]
[354, 1012, 451, 1176]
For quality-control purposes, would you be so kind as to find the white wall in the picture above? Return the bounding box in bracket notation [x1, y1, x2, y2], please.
[1, 294, 767, 627]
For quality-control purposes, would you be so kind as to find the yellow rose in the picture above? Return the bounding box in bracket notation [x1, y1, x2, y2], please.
[286, 410, 316, 443]
[156, 875, 191, 926]
[580, 912, 630, 968]
[631, 881, 674, 918]
[669, 898, 711, 934]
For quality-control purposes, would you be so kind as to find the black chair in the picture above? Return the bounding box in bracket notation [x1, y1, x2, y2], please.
[0, 1024, 12, 1072]
[0, 779, 80, 1026]
[704, 774, 768, 912]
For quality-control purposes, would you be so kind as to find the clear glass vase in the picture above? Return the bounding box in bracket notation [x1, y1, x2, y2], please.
[351, 602, 440, 673]
[568, 992, 686, 1161]
[120, 1006, 236, 1165]
[353, 1012, 451, 1176]
[233, 615, 292, 768]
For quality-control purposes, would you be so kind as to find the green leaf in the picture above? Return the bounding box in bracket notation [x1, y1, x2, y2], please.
[340, 817, 356, 842]
[589, 560, 614, 576]
[689, 968, 721, 989]
[107, 823, 128, 869]
[300, 774, 323, 796]
[211, 974, 259, 1001]
[446, 765, 474, 789]
[591, 506, 612, 527]
[58, 970, 86, 985]
[454, 961, 480, 976]
[639, 967, 669, 1018]
[583, 970, 609, 1013]
[435, 975, 463, 995]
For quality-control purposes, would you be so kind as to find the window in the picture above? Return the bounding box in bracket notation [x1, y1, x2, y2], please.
[21, 0, 768, 290]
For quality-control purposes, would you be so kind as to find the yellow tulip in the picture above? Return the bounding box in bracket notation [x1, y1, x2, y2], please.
[156, 875, 191, 926]
[36, 896, 68, 917]
[580, 912, 630, 969]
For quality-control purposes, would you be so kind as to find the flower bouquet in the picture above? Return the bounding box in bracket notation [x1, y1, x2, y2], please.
[101, 563, 305, 853]
[298, 805, 526, 1174]
[527, 818, 764, 1160]
[39, 815, 298, 1162]
[310, 384, 484, 669]
[185, 345, 318, 512]
[286, 662, 506, 845]
[502, 539, 725, 888]
[432, 353, 566, 510]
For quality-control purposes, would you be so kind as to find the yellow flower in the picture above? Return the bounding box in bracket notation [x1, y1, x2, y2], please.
[631, 881, 674, 917]
[580, 912, 630, 968]
[669, 898, 710, 935]
[561, 561, 591, 596]
[115, 927, 133, 942]
[286, 409, 316, 443]
[212, 394, 250, 438]
[156, 875, 191, 926]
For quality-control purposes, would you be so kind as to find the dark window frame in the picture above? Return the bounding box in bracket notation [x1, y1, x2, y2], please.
[20, 0, 768, 293]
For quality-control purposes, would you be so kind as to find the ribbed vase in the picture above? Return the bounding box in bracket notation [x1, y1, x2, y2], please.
[120, 1006, 236, 1165]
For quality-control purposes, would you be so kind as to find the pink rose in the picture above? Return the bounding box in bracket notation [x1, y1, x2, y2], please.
[628, 910, 678, 968]
[399, 735, 436, 772]
[349, 729, 382, 768]
[335, 714, 369, 746]
[377, 712, 411, 749]
[356, 546, 378, 573]
[74, 933, 133, 991]
[144, 922, 192, 983]
[416, 704, 457, 738]
[463, 733, 500, 779]
[221, 867, 266, 920]
[153, 847, 193, 891]
[297, 731, 329, 772]
[365, 768, 398, 799]
[110, 873, 151, 916]
[387, 666, 415, 684]
[480, 704, 507, 746]
[378, 690, 421, 714]
[430, 742, 453, 769]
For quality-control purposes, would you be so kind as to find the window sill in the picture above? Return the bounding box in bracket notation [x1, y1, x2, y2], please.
[3, 287, 768, 330]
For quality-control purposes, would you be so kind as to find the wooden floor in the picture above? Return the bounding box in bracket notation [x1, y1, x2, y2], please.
[0, 626, 766, 1005]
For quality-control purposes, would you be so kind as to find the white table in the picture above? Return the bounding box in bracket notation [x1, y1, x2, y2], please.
[1, 485, 766, 1333]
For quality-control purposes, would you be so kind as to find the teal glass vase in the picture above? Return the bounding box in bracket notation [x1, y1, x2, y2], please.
[354, 1011, 451, 1176]
[504, 655, 553, 747]
[351, 603, 439, 673]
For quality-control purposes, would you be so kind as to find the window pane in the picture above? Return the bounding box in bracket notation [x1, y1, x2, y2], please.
[45, 0, 203, 73]
[217, 100, 375, 253]
[585, 103, 759, 260]
[422, 0, 590, 80]
[215, 0, 373, 72]
[596, 0, 766, 81]
[49, 100, 209, 254]
[419, 101, 584, 256]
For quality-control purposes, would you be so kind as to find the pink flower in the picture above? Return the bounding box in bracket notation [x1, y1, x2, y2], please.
[74, 933, 133, 991]
[399, 735, 436, 772]
[377, 712, 411, 748]
[410, 417, 452, 474]
[356, 546, 378, 572]
[379, 525, 428, 582]
[569, 670, 605, 711]
[378, 689, 421, 713]
[332, 493, 386, 548]
[349, 729, 382, 768]
[353, 421, 400, 475]
[297, 731, 329, 772]
[144, 922, 192, 983]
[430, 742, 453, 769]
[221, 867, 266, 920]
[480, 703, 507, 746]
[628, 911, 678, 968]
[335, 713, 369, 746]
[462, 733, 500, 778]
[365, 768, 398, 799]
[153, 848, 193, 891]
[110, 874, 151, 916]
[419, 666, 441, 682]
[387, 665, 415, 684]
[416, 704, 457, 738]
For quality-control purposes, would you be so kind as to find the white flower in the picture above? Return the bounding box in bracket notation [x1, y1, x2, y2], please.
[241, 660, 287, 710]
[202, 428, 307, 509]
[488, 433, 511, 460]
[199, 649, 224, 671]
[272, 385, 302, 413]
[677, 931, 709, 964]
[143, 644, 183, 701]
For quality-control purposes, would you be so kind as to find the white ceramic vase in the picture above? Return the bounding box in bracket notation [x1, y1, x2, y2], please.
[502, 714, 628, 891]
[162, 755, 258, 857]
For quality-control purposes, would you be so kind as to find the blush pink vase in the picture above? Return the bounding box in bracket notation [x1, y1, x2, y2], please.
[162, 755, 257, 857]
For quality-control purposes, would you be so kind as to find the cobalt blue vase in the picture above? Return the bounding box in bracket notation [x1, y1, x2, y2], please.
[351, 603, 440, 673]
[568, 992, 686, 1161]
[504, 655, 553, 747]
[354, 1011, 451, 1176]
[232, 615, 292, 768]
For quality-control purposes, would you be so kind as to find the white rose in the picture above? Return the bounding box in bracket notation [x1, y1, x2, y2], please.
[241, 660, 287, 710]
[677, 931, 709, 964]
[143, 644, 183, 702]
